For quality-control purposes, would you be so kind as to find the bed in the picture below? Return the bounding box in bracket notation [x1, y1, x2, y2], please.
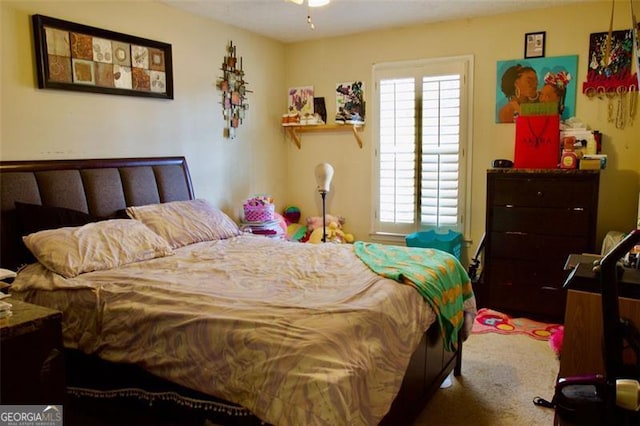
[0, 156, 476, 425]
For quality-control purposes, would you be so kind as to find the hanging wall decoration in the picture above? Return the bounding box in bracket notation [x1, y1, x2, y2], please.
[583, 29, 637, 93]
[495, 55, 578, 124]
[218, 41, 249, 139]
[32, 14, 173, 99]
[583, 29, 638, 128]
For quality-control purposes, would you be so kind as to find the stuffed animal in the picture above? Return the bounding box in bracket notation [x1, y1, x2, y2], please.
[283, 206, 307, 241]
[307, 221, 354, 244]
[548, 325, 564, 359]
[306, 214, 345, 231]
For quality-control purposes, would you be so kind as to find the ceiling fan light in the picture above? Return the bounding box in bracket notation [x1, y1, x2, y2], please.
[308, 0, 330, 7]
[289, 0, 304, 4]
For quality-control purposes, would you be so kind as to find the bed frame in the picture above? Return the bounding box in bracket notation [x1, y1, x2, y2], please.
[0, 156, 463, 425]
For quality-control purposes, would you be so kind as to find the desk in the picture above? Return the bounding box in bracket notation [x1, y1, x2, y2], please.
[559, 258, 640, 378]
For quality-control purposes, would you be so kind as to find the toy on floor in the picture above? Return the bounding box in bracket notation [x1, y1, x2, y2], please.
[282, 206, 307, 241]
[306, 215, 354, 244]
[281, 207, 355, 243]
[549, 325, 564, 359]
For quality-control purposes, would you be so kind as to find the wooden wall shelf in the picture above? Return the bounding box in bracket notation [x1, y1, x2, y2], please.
[283, 124, 364, 149]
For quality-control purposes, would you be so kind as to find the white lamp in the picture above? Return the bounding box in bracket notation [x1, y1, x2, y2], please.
[315, 163, 334, 242]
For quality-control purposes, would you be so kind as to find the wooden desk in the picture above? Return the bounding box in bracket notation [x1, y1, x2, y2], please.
[560, 261, 640, 378]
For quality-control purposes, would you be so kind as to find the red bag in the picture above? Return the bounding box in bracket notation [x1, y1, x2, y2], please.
[514, 114, 560, 169]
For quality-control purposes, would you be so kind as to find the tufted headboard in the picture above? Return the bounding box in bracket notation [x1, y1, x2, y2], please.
[0, 157, 194, 271]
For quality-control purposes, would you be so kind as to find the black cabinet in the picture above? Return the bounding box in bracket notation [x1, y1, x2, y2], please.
[484, 169, 600, 320]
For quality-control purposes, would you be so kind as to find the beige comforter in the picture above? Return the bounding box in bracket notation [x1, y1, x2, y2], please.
[11, 235, 476, 425]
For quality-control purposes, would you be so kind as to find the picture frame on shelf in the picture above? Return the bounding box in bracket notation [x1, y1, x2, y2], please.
[524, 31, 546, 59]
[32, 14, 173, 99]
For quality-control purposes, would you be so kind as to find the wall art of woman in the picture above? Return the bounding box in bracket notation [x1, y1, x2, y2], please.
[496, 56, 578, 123]
[497, 65, 539, 123]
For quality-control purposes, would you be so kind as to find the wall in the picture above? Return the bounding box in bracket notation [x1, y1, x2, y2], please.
[2, 1, 639, 263]
[0, 0, 287, 220]
[283, 1, 640, 260]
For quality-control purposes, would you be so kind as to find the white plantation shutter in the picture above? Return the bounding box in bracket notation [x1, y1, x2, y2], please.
[373, 57, 472, 237]
[421, 75, 460, 227]
[379, 78, 416, 226]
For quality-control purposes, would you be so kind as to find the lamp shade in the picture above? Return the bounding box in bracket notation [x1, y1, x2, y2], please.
[315, 163, 334, 193]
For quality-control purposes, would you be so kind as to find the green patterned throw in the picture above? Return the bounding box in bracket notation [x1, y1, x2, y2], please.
[354, 241, 473, 351]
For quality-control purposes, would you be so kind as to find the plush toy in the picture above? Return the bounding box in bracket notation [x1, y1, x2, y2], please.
[282, 206, 307, 241]
[548, 325, 564, 359]
[306, 214, 345, 231]
[307, 220, 355, 244]
[283, 206, 301, 224]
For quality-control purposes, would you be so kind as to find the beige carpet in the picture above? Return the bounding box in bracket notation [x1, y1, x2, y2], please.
[414, 332, 559, 426]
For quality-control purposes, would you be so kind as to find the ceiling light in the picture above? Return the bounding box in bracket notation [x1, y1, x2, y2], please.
[308, 0, 330, 7]
[288, 0, 330, 7]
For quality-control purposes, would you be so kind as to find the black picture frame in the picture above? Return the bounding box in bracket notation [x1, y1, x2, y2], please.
[524, 31, 546, 59]
[32, 14, 173, 99]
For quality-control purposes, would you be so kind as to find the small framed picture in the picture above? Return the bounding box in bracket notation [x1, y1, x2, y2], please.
[524, 31, 546, 59]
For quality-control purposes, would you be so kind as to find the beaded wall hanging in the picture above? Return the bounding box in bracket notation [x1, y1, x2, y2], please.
[217, 41, 250, 139]
[582, 1, 639, 129]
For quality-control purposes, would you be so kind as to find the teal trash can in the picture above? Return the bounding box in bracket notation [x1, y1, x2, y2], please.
[405, 230, 462, 260]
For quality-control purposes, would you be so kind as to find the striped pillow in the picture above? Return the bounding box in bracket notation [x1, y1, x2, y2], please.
[22, 219, 174, 278]
[126, 199, 240, 249]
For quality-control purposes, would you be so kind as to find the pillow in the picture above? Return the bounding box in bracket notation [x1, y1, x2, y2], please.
[15, 202, 97, 235]
[22, 219, 174, 278]
[126, 199, 240, 248]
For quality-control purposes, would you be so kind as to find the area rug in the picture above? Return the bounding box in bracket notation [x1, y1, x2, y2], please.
[472, 308, 563, 341]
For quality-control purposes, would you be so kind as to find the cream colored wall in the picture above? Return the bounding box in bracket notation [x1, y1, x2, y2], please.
[284, 1, 640, 260]
[0, 0, 287, 220]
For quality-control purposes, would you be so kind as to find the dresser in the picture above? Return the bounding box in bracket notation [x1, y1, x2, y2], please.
[484, 169, 600, 320]
[0, 298, 65, 405]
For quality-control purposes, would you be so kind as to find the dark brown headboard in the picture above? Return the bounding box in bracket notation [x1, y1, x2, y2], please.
[0, 157, 194, 271]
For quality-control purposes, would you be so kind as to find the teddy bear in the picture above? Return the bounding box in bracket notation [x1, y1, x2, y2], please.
[306, 216, 354, 244]
[305, 214, 345, 231]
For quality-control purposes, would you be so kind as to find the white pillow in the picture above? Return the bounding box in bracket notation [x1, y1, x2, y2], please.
[126, 199, 240, 248]
[22, 219, 174, 278]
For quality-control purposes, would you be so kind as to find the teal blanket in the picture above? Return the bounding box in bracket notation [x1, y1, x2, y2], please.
[354, 241, 473, 351]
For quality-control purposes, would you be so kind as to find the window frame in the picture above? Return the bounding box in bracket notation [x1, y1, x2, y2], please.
[370, 55, 474, 244]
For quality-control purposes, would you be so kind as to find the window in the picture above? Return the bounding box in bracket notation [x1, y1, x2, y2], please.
[372, 56, 473, 240]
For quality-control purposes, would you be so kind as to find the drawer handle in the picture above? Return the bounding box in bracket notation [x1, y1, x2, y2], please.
[541, 286, 558, 292]
[537, 191, 543, 197]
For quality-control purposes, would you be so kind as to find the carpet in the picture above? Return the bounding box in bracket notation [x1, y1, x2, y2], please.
[472, 308, 563, 341]
[415, 332, 558, 426]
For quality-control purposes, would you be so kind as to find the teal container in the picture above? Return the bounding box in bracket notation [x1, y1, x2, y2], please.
[405, 230, 462, 260]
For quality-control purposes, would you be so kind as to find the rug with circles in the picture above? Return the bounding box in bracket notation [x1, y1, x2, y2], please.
[472, 308, 563, 341]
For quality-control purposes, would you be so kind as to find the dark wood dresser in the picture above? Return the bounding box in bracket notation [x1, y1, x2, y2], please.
[484, 169, 600, 320]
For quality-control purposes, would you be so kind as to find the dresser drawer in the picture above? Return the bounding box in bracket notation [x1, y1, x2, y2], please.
[488, 258, 568, 290]
[490, 206, 590, 236]
[488, 232, 589, 261]
[491, 176, 596, 208]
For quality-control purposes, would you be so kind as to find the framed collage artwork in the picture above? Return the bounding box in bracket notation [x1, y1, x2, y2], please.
[32, 14, 173, 99]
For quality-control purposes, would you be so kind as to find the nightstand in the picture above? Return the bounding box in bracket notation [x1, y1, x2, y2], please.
[0, 298, 65, 404]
